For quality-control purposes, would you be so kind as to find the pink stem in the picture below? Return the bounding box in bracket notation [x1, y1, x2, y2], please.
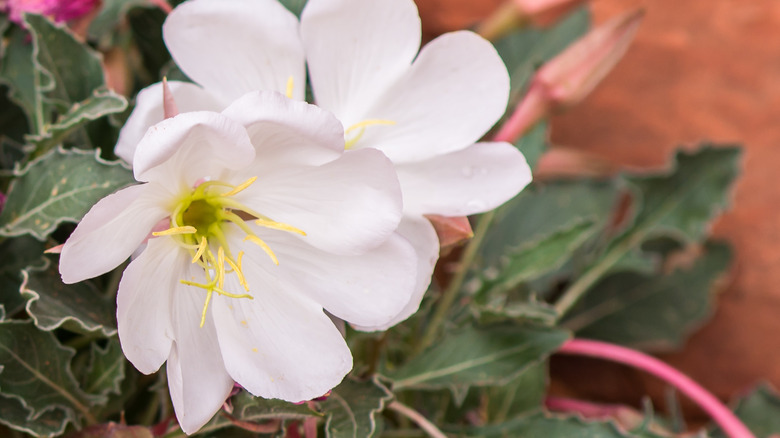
[545, 396, 629, 419]
[557, 339, 755, 438]
[492, 84, 549, 143]
[148, 0, 173, 13]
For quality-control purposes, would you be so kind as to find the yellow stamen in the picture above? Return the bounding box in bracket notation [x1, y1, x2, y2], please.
[286, 76, 294, 99]
[244, 235, 279, 265]
[225, 256, 249, 291]
[220, 176, 258, 198]
[216, 247, 226, 288]
[254, 218, 307, 236]
[191, 236, 208, 263]
[200, 289, 213, 328]
[153, 226, 197, 236]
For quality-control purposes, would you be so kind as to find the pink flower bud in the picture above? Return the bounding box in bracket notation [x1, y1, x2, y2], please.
[425, 215, 474, 251]
[494, 9, 643, 143]
[2, 0, 99, 24]
[514, 0, 589, 27]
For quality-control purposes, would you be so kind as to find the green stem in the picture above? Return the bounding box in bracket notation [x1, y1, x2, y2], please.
[414, 211, 496, 354]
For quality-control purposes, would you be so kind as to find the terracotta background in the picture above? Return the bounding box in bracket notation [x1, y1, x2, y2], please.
[416, 0, 780, 421]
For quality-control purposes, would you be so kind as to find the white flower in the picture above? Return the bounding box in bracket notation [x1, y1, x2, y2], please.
[117, 0, 532, 330]
[61, 91, 417, 434]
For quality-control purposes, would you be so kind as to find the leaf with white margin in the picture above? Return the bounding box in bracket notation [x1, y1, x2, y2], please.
[27, 89, 128, 153]
[0, 393, 69, 438]
[20, 260, 116, 336]
[0, 146, 134, 240]
[0, 320, 102, 426]
[0, 236, 47, 317]
[195, 390, 317, 435]
[322, 377, 392, 438]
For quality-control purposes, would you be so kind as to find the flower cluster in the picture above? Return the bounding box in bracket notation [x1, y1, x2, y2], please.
[59, 0, 532, 433]
[1, 0, 98, 23]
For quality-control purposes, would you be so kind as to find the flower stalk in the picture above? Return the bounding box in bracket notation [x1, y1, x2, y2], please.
[557, 339, 755, 438]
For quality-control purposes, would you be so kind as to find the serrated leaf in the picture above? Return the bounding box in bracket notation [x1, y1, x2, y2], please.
[388, 326, 569, 399]
[0, 320, 101, 426]
[28, 89, 128, 153]
[495, 8, 590, 99]
[321, 377, 392, 438]
[461, 412, 628, 438]
[479, 219, 598, 300]
[710, 383, 780, 438]
[564, 242, 732, 350]
[0, 26, 37, 123]
[625, 146, 741, 243]
[0, 146, 134, 240]
[477, 180, 619, 275]
[20, 260, 117, 336]
[82, 339, 125, 400]
[0, 236, 46, 317]
[514, 120, 548, 171]
[0, 394, 69, 438]
[26, 14, 105, 109]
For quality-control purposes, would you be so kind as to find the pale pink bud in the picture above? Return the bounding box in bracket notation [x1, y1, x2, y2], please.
[515, 0, 589, 27]
[162, 77, 180, 119]
[494, 9, 643, 143]
[425, 215, 474, 251]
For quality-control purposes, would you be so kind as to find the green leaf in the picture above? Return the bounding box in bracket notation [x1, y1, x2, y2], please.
[461, 412, 628, 438]
[279, 0, 308, 16]
[514, 120, 547, 171]
[477, 180, 619, 275]
[0, 85, 30, 144]
[0, 27, 37, 123]
[82, 339, 125, 400]
[564, 242, 731, 350]
[88, 0, 150, 44]
[26, 14, 105, 109]
[0, 146, 134, 240]
[20, 260, 117, 336]
[321, 377, 392, 438]
[479, 219, 598, 300]
[68, 423, 154, 438]
[625, 146, 741, 243]
[711, 383, 780, 438]
[388, 326, 569, 401]
[196, 390, 317, 435]
[485, 361, 548, 423]
[0, 320, 101, 426]
[495, 8, 590, 99]
[0, 236, 46, 317]
[0, 394, 69, 438]
[28, 89, 128, 153]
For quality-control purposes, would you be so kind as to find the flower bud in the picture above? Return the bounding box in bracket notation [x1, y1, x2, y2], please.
[494, 9, 643, 142]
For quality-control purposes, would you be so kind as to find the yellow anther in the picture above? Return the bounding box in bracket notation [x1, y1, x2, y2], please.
[286, 76, 294, 99]
[220, 176, 258, 198]
[244, 235, 279, 265]
[225, 256, 249, 291]
[191, 236, 208, 263]
[153, 226, 197, 236]
[217, 247, 226, 288]
[254, 218, 306, 236]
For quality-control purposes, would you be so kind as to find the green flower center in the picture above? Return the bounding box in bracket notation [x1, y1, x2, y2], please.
[153, 177, 305, 327]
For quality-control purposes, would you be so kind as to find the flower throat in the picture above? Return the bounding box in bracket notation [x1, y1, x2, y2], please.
[153, 176, 305, 327]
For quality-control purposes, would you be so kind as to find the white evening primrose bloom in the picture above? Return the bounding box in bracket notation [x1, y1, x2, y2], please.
[119, 0, 532, 330]
[60, 91, 416, 434]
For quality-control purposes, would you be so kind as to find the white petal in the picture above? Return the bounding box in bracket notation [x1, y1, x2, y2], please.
[115, 81, 225, 166]
[396, 142, 532, 216]
[167, 278, 234, 435]
[134, 111, 255, 187]
[262, 229, 418, 327]
[235, 148, 403, 255]
[212, 249, 351, 402]
[353, 216, 439, 331]
[350, 31, 511, 163]
[164, 0, 305, 101]
[221, 91, 343, 168]
[116, 237, 183, 374]
[301, 0, 421, 122]
[60, 184, 170, 284]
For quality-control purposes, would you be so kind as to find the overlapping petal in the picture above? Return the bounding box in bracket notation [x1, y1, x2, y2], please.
[164, 0, 305, 102]
[260, 228, 417, 327]
[167, 287, 233, 434]
[212, 242, 351, 401]
[133, 111, 255, 187]
[221, 91, 344, 168]
[396, 142, 532, 216]
[116, 81, 225, 166]
[60, 184, 171, 284]
[235, 148, 403, 255]
[301, 0, 421, 122]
